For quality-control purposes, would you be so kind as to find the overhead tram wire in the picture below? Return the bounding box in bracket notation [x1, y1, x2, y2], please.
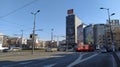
[0, 0, 40, 34]
[0, 0, 39, 18]
[0, 19, 24, 27]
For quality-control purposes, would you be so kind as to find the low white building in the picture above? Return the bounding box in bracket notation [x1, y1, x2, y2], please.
[0, 33, 8, 50]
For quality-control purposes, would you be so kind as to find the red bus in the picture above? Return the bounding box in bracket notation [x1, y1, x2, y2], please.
[75, 44, 94, 52]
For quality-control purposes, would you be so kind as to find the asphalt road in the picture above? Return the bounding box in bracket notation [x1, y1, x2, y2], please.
[74, 52, 117, 67]
[0, 52, 119, 67]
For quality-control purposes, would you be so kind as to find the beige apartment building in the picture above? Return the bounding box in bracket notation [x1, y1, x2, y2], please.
[112, 25, 120, 50]
[106, 19, 120, 50]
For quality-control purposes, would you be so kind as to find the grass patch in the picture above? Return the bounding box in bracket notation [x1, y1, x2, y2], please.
[17, 49, 46, 52]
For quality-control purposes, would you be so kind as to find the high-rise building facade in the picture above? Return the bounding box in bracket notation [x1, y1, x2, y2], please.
[66, 9, 81, 47]
[111, 25, 120, 50]
[77, 24, 86, 45]
[84, 24, 94, 46]
[106, 19, 120, 50]
[94, 24, 106, 47]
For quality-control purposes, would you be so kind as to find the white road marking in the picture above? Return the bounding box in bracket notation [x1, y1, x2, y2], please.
[50, 55, 63, 58]
[19, 61, 32, 64]
[1, 61, 33, 67]
[43, 63, 57, 67]
[78, 53, 99, 63]
[2, 64, 19, 67]
[67, 53, 99, 67]
[67, 52, 88, 67]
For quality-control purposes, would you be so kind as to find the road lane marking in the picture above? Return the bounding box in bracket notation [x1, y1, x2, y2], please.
[19, 61, 32, 64]
[79, 53, 99, 63]
[67, 52, 88, 67]
[67, 53, 99, 67]
[1, 61, 33, 67]
[43, 63, 57, 67]
[2, 64, 19, 67]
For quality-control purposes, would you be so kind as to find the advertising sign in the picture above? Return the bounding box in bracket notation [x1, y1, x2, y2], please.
[67, 9, 73, 15]
[77, 24, 84, 44]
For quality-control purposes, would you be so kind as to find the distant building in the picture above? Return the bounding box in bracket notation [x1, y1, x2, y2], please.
[106, 19, 120, 50]
[37, 40, 46, 48]
[84, 24, 94, 46]
[66, 9, 82, 47]
[111, 25, 120, 50]
[107, 19, 119, 25]
[7, 37, 20, 47]
[27, 39, 32, 48]
[0, 33, 9, 50]
[0, 33, 4, 48]
[0, 33, 9, 47]
[28, 34, 42, 48]
[94, 24, 106, 47]
[77, 24, 86, 45]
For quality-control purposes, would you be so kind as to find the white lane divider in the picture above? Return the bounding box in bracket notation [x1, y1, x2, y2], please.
[19, 61, 32, 64]
[43, 63, 57, 67]
[67, 52, 88, 67]
[78, 53, 99, 63]
[67, 53, 99, 67]
[2, 61, 33, 67]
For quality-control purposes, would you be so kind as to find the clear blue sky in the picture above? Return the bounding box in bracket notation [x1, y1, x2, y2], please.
[0, 0, 120, 40]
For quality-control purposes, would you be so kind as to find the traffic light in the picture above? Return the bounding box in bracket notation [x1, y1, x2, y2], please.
[30, 34, 32, 38]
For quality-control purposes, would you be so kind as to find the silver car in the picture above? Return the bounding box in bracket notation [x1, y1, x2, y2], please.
[100, 48, 107, 53]
[45, 47, 58, 52]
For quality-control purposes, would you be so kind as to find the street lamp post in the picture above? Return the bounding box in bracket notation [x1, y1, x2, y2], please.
[51, 28, 54, 47]
[21, 30, 23, 48]
[31, 10, 40, 54]
[100, 7, 115, 51]
[51, 28, 54, 42]
[54, 35, 59, 47]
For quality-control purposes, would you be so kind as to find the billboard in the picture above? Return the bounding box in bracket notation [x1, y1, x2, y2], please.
[67, 9, 74, 15]
[84, 25, 94, 44]
[77, 24, 84, 44]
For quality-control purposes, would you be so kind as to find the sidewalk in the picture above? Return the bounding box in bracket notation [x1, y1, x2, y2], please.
[116, 51, 120, 60]
[113, 51, 120, 67]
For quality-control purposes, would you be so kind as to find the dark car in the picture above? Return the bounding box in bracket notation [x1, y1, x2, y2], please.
[58, 46, 66, 51]
[45, 47, 58, 52]
[2, 49, 11, 52]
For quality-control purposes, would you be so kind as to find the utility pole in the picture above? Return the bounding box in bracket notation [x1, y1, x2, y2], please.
[100, 7, 115, 51]
[21, 30, 23, 48]
[57, 35, 59, 47]
[31, 10, 40, 55]
[51, 28, 54, 47]
[51, 28, 54, 42]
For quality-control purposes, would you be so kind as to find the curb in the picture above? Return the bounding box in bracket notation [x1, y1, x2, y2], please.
[112, 52, 120, 67]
